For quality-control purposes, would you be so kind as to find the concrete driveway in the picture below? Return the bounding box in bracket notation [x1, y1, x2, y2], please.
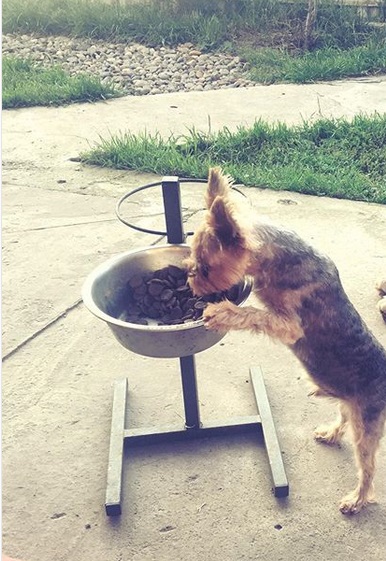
[2, 78, 386, 561]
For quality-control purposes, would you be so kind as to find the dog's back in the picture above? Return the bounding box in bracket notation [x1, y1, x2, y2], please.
[253, 222, 386, 404]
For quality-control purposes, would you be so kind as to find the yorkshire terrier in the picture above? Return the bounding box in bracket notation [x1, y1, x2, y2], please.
[186, 167, 386, 515]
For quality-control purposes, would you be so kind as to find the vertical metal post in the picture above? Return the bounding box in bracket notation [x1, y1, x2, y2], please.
[161, 177, 201, 430]
[180, 355, 201, 429]
[161, 176, 185, 244]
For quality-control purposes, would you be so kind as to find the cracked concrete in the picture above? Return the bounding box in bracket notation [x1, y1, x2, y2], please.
[2, 79, 386, 561]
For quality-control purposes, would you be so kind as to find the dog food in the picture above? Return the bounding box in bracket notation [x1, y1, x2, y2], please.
[121, 265, 240, 326]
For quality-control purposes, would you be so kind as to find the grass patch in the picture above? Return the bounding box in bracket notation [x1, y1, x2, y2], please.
[3, 0, 241, 47]
[82, 114, 386, 204]
[3, 0, 386, 83]
[3, 0, 385, 49]
[243, 41, 386, 83]
[2, 56, 120, 108]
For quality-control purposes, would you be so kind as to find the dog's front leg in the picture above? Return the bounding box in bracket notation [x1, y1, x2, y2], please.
[203, 300, 303, 345]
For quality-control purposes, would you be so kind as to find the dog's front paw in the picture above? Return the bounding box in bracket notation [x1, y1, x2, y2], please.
[203, 300, 238, 331]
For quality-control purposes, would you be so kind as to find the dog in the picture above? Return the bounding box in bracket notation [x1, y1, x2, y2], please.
[186, 167, 386, 515]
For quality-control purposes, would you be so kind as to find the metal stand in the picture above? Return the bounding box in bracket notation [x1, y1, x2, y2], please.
[105, 177, 289, 516]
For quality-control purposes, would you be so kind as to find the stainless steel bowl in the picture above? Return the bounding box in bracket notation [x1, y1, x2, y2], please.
[82, 244, 252, 358]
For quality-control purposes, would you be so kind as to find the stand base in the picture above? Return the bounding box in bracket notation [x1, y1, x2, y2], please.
[105, 366, 289, 516]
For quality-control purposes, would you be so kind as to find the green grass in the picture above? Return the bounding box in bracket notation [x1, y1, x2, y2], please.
[4, 0, 386, 49]
[2, 0, 244, 47]
[2, 0, 379, 48]
[82, 115, 386, 204]
[243, 41, 386, 83]
[3, 0, 386, 83]
[2, 56, 120, 108]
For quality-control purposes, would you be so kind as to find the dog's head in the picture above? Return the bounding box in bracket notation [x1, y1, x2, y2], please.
[185, 168, 253, 296]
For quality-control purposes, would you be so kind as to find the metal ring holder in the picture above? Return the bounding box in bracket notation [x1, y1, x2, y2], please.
[115, 177, 247, 238]
[101, 177, 289, 515]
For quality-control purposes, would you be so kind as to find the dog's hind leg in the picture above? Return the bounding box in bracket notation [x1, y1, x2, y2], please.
[314, 401, 349, 445]
[339, 405, 385, 514]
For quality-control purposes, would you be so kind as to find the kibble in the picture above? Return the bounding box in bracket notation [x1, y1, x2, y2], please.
[120, 265, 241, 326]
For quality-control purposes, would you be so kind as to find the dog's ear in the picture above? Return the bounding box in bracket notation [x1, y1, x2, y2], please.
[201, 233, 222, 256]
[209, 196, 242, 247]
[205, 167, 233, 209]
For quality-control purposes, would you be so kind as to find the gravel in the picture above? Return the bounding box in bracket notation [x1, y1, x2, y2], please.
[3, 33, 256, 96]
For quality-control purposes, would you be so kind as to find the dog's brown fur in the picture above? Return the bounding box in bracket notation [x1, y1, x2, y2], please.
[186, 167, 386, 515]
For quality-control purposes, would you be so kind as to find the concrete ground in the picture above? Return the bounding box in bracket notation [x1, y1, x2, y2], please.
[2, 78, 386, 561]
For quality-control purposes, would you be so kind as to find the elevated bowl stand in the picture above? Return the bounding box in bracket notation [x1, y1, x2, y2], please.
[97, 177, 289, 516]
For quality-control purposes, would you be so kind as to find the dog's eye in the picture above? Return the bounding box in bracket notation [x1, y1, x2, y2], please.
[201, 263, 210, 278]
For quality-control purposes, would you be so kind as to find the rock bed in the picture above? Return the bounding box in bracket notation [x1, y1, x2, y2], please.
[3, 33, 256, 96]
